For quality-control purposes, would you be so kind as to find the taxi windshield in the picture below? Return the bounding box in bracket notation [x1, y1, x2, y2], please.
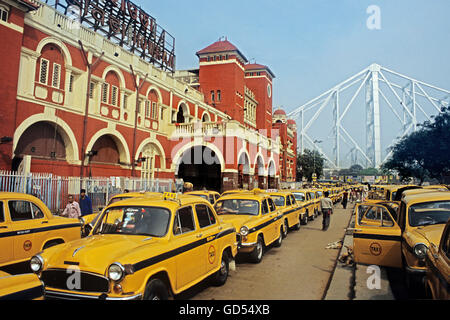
[214, 199, 259, 216]
[94, 206, 171, 237]
[293, 193, 306, 201]
[271, 196, 285, 207]
[408, 201, 450, 227]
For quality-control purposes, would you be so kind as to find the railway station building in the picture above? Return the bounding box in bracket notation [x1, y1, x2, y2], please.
[0, 0, 297, 192]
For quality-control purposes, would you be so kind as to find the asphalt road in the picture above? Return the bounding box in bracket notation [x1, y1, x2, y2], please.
[177, 205, 354, 300]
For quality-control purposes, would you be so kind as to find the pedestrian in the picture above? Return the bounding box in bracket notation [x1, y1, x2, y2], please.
[79, 189, 93, 217]
[183, 182, 193, 193]
[342, 189, 349, 209]
[320, 191, 334, 231]
[61, 195, 82, 219]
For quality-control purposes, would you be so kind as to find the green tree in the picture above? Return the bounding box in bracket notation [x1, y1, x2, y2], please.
[296, 149, 325, 182]
[383, 106, 450, 184]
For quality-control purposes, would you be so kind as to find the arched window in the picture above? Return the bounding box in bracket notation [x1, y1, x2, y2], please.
[0, 4, 9, 22]
[36, 44, 65, 90]
[101, 71, 121, 108]
[145, 89, 159, 120]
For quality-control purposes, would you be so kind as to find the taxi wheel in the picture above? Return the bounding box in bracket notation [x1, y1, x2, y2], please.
[293, 219, 301, 231]
[282, 219, 289, 238]
[249, 236, 264, 264]
[143, 279, 170, 300]
[212, 252, 229, 286]
[273, 227, 283, 248]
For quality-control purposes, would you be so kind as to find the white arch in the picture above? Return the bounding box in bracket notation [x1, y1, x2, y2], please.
[36, 36, 73, 66]
[102, 65, 126, 88]
[200, 111, 211, 122]
[254, 153, 266, 176]
[135, 138, 167, 169]
[85, 128, 131, 165]
[145, 85, 163, 104]
[13, 113, 80, 163]
[171, 142, 225, 175]
[267, 158, 277, 177]
[237, 148, 251, 174]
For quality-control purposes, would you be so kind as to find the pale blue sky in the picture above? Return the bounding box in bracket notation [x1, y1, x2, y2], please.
[141, 0, 450, 167]
[143, 0, 450, 112]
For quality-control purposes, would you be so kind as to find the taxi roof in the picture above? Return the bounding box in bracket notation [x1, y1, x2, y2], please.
[0, 192, 42, 201]
[403, 191, 450, 205]
[106, 194, 211, 210]
[218, 192, 268, 201]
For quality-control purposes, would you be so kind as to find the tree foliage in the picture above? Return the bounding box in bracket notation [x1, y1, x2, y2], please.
[296, 149, 325, 182]
[382, 106, 450, 184]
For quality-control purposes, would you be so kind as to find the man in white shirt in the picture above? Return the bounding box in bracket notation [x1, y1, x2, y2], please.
[320, 191, 333, 231]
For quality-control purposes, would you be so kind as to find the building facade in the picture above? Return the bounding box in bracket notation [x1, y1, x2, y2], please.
[0, 0, 297, 192]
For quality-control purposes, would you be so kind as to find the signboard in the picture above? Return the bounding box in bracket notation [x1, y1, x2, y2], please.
[47, 0, 176, 72]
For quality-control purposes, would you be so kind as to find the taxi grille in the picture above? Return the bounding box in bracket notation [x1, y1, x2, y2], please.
[41, 269, 110, 293]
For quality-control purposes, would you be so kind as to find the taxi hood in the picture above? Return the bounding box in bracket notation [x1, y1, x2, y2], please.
[42, 234, 161, 274]
[219, 215, 256, 230]
[412, 224, 446, 247]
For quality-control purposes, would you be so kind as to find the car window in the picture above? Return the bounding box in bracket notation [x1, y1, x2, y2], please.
[271, 196, 285, 207]
[0, 202, 3, 223]
[173, 206, 196, 235]
[293, 193, 305, 202]
[9, 201, 34, 221]
[268, 198, 276, 212]
[214, 199, 259, 216]
[408, 201, 450, 227]
[209, 194, 215, 204]
[262, 200, 269, 215]
[31, 203, 44, 219]
[285, 196, 291, 206]
[290, 195, 296, 205]
[361, 206, 394, 227]
[196, 204, 216, 228]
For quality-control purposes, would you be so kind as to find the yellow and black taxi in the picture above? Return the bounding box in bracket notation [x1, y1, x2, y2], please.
[352, 191, 450, 292]
[185, 191, 221, 205]
[0, 271, 44, 300]
[0, 192, 82, 274]
[291, 189, 316, 224]
[266, 190, 303, 237]
[214, 191, 284, 263]
[424, 218, 449, 300]
[31, 193, 237, 300]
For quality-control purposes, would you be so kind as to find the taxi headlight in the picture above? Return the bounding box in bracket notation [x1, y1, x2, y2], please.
[414, 244, 428, 260]
[240, 226, 249, 237]
[30, 255, 44, 274]
[108, 263, 125, 282]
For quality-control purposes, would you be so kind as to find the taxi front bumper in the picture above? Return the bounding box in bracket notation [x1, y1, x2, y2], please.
[44, 289, 142, 300]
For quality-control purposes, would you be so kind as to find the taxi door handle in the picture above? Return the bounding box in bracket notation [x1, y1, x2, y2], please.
[196, 234, 203, 238]
[0, 226, 7, 229]
[41, 221, 49, 224]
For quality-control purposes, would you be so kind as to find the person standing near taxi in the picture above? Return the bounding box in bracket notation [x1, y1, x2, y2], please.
[320, 191, 334, 231]
[79, 189, 93, 217]
[61, 195, 82, 219]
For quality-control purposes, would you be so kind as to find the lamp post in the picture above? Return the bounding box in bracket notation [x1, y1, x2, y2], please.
[79, 40, 104, 181]
[130, 65, 148, 177]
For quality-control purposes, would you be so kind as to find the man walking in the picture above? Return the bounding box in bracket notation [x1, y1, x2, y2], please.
[79, 189, 93, 217]
[61, 195, 82, 219]
[320, 191, 334, 231]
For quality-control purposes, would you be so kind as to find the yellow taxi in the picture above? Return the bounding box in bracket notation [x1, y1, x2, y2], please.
[0, 271, 44, 300]
[214, 191, 284, 263]
[291, 189, 316, 224]
[424, 219, 450, 300]
[185, 191, 221, 205]
[0, 192, 82, 274]
[352, 191, 450, 292]
[31, 193, 237, 300]
[221, 189, 246, 197]
[266, 191, 303, 237]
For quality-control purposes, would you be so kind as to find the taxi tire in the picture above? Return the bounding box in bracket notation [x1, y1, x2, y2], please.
[212, 252, 229, 286]
[273, 227, 283, 248]
[143, 278, 170, 300]
[282, 219, 289, 238]
[293, 219, 301, 231]
[249, 236, 264, 264]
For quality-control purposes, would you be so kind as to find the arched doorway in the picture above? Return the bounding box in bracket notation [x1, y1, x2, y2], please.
[13, 122, 67, 171]
[238, 152, 250, 189]
[268, 160, 277, 189]
[89, 135, 120, 165]
[254, 155, 265, 189]
[177, 146, 222, 192]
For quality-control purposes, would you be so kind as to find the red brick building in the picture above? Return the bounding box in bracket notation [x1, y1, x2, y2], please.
[0, 0, 297, 192]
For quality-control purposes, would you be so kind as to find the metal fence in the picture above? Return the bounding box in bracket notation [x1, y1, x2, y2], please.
[0, 171, 177, 213]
